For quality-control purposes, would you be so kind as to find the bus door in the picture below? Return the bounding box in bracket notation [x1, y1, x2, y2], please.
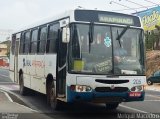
[11, 34, 20, 83]
[15, 34, 20, 83]
[57, 29, 67, 95]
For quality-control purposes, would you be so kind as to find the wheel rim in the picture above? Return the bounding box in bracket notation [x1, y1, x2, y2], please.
[147, 80, 152, 85]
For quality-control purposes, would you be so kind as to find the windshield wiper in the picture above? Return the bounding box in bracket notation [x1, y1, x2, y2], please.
[116, 26, 130, 47]
[88, 22, 94, 53]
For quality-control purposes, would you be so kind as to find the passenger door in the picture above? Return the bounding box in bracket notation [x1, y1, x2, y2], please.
[57, 28, 67, 95]
[9, 34, 20, 83]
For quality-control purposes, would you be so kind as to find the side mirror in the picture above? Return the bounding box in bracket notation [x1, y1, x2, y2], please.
[62, 27, 70, 43]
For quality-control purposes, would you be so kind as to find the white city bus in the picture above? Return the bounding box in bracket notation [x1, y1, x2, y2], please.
[9, 9, 146, 110]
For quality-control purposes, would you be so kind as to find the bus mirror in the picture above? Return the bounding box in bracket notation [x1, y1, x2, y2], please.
[62, 27, 70, 43]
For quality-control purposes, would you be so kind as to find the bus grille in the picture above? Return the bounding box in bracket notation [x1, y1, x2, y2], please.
[92, 97, 125, 103]
[95, 87, 129, 92]
[95, 79, 129, 84]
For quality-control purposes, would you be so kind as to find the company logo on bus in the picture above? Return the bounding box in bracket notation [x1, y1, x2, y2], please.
[110, 85, 115, 90]
[22, 58, 45, 68]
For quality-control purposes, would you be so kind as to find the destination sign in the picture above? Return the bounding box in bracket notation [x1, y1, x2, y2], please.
[98, 14, 134, 25]
[74, 10, 141, 27]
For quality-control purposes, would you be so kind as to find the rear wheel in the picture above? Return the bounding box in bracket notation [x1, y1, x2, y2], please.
[19, 74, 27, 95]
[106, 103, 119, 110]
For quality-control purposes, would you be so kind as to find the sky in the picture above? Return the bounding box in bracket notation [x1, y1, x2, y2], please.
[0, 0, 160, 41]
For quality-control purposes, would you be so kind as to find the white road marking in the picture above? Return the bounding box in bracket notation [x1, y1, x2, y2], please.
[106, 92, 160, 113]
[0, 89, 38, 113]
[144, 100, 160, 102]
[146, 94, 160, 99]
[4, 91, 13, 102]
[0, 90, 13, 102]
[0, 74, 9, 78]
[119, 104, 148, 113]
[14, 102, 38, 113]
[0, 85, 19, 91]
[120, 104, 159, 118]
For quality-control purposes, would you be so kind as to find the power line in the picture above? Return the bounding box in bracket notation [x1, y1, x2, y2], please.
[109, 0, 160, 13]
[111, 5, 157, 12]
[143, 0, 159, 6]
[125, 0, 148, 9]
[110, 1, 137, 12]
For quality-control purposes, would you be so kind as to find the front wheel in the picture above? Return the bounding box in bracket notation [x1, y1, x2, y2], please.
[48, 81, 62, 110]
[106, 103, 119, 110]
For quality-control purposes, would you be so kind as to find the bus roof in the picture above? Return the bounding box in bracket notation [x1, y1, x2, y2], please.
[13, 9, 140, 34]
[13, 9, 74, 34]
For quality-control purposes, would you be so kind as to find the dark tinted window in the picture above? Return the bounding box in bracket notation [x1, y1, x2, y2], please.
[154, 71, 160, 76]
[19, 33, 24, 54]
[38, 26, 47, 53]
[30, 29, 38, 54]
[46, 23, 59, 53]
[24, 31, 30, 54]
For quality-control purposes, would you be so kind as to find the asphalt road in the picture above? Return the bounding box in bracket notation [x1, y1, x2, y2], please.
[1, 68, 160, 119]
[0, 68, 11, 82]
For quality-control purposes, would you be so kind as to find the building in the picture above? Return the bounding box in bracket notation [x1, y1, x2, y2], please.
[0, 44, 7, 57]
[0, 41, 10, 67]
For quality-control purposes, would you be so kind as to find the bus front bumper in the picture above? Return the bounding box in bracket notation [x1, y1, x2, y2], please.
[67, 86, 145, 103]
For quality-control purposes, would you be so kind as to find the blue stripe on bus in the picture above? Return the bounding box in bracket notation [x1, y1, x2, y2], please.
[66, 86, 145, 103]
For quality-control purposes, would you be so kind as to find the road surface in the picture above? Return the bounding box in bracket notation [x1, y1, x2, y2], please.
[0, 68, 160, 119]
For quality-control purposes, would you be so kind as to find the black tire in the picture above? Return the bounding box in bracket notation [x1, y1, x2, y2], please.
[19, 74, 27, 95]
[47, 81, 62, 110]
[147, 80, 153, 85]
[106, 103, 119, 110]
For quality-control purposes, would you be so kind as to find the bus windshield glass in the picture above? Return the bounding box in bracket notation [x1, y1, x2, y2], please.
[68, 23, 144, 75]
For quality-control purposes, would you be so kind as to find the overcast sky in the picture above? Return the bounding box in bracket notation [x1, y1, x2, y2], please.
[0, 0, 159, 41]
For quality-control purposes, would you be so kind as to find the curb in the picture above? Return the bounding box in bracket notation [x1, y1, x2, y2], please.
[0, 87, 38, 112]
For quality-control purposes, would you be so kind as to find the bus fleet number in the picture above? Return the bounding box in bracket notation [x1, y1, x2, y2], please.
[133, 79, 141, 85]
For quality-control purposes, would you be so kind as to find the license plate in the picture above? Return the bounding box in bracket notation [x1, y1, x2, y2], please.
[129, 92, 141, 97]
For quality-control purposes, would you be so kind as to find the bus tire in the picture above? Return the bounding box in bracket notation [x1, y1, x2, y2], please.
[105, 103, 119, 110]
[19, 74, 27, 95]
[48, 81, 61, 110]
[147, 80, 153, 85]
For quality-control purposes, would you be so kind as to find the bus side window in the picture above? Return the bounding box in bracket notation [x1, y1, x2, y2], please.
[38, 26, 47, 54]
[19, 33, 24, 54]
[30, 29, 38, 54]
[46, 23, 59, 54]
[23, 31, 30, 54]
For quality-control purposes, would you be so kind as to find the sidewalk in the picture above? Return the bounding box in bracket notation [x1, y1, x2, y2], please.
[0, 82, 19, 91]
[145, 84, 160, 92]
[0, 66, 9, 70]
[0, 85, 53, 119]
[0, 89, 36, 113]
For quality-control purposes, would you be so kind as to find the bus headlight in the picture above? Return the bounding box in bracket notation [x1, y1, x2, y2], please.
[70, 85, 92, 92]
[130, 86, 144, 92]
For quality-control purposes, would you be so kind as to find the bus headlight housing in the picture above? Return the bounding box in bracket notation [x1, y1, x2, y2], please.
[70, 85, 92, 92]
[130, 85, 144, 92]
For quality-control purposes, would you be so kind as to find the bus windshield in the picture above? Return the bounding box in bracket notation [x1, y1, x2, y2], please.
[68, 23, 145, 75]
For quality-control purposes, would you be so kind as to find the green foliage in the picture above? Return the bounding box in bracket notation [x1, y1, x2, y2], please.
[145, 30, 159, 50]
